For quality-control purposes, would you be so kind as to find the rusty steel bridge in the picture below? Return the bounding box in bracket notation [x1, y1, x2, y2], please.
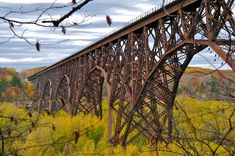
[29, 0, 235, 146]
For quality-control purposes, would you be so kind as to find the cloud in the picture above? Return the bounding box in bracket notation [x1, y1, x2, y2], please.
[188, 64, 231, 70]
[78, 27, 116, 34]
[60, 40, 91, 46]
[111, 8, 142, 17]
[0, 57, 44, 63]
[0, 52, 70, 64]
[133, 3, 156, 12]
[0, 0, 233, 71]
[24, 31, 98, 41]
[0, 0, 73, 4]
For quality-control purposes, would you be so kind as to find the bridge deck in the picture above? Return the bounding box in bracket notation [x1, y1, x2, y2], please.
[28, 0, 199, 81]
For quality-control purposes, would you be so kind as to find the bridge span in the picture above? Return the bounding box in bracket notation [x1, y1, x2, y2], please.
[28, 0, 235, 146]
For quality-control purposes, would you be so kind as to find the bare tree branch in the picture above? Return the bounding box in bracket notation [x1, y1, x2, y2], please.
[42, 0, 93, 27]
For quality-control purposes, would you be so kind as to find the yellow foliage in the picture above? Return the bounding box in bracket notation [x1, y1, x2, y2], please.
[24, 82, 35, 97]
[20, 67, 46, 78]
[5, 75, 12, 82]
[0, 97, 235, 155]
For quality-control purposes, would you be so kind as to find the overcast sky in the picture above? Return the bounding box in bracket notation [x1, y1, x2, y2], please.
[0, 0, 232, 71]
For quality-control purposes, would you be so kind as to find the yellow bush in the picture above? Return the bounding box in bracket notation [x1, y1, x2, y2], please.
[1, 97, 234, 155]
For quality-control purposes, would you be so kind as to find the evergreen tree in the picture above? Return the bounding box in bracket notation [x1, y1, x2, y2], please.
[209, 76, 217, 92]
[200, 82, 206, 94]
[0, 79, 8, 91]
[10, 76, 23, 88]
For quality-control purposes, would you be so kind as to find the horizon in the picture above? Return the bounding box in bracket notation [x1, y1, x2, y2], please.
[0, 65, 232, 73]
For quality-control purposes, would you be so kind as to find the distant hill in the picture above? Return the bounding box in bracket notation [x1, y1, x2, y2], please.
[179, 67, 235, 101]
[0, 66, 234, 102]
[19, 67, 46, 79]
[0, 67, 46, 103]
[0, 67, 17, 78]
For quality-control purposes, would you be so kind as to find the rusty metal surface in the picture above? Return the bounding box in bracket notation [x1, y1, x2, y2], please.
[29, 0, 235, 146]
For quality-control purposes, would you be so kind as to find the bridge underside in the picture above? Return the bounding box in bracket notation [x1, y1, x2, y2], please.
[29, 0, 235, 147]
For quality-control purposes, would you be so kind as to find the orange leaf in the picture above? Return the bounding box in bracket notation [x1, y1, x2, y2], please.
[45, 108, 51, 115]
[52, 124, 56, 131]
[35, 41, 40, 51]
[10, 22, 14, 27]
[74, 130, 80, 144]
[61, 26, 66, 34]
[106, 15, 112, 26]
[72, 0, 77, 5]
[31, 122, 35, 128]
[28, 112, 32, 117]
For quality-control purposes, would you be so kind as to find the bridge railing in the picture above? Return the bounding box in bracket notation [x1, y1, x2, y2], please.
[85, 0, 176, 48]
[126, 0, 175, 26]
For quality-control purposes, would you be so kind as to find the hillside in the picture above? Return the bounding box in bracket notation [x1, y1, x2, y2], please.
[0, 67, 45, 103]
[0, 66, 234, 102]
[20, 66, 46, 79]
[179, 67, 235, 101]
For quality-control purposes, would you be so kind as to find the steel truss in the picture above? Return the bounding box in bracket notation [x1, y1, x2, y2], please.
[29, 0, 235, 147]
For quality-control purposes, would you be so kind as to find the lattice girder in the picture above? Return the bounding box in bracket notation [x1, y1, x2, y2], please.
[75, 68, 104, 117]
[39, 81, 52, 113]
[52, 75, 70, 114]
[29, 0, 235, 147]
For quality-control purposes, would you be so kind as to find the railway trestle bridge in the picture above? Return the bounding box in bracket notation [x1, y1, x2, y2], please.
[29, 0, 235, 146]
